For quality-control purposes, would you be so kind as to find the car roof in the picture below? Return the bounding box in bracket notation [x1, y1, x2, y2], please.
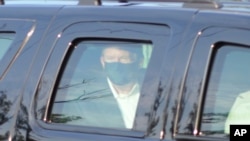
[1, 0, 250, 13]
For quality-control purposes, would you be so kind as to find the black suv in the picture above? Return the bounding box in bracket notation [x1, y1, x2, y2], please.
[0, 0, 250, 140]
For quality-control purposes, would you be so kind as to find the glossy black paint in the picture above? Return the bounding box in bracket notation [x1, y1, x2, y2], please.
[0, 3, 249, 141]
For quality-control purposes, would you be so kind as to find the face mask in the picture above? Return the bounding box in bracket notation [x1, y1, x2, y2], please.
[104, 62, 138, 85]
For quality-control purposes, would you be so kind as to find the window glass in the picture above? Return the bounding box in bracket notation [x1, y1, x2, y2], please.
[50, 40, 153, 129]
[201, 44, 250, 137]
[0, 32, 15, 61]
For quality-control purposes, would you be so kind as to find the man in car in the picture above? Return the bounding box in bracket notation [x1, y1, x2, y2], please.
[100, 44, 143, 129]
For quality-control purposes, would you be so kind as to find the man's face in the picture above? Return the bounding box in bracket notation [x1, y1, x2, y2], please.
[101, 47, 136, 65]
[101, 47, 140, 86]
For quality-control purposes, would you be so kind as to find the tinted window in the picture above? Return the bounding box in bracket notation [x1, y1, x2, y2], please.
[49, 40, 153, 129]
[201, 44, 250, 137]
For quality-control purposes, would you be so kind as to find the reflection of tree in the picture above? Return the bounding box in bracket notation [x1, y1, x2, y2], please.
[172, 85, 191, 134]
[201, 112, 228, 135]
[0, 92, 12, 125]
[50, 78, 112, 124]
[174, 81, 201, 135]
[58, 79, 94, 90]
[13, 103, 29, 141]
[56, 78, 111, 103]
[174, 79, 229, 136]
[50, 88, 110, 124]
[171, 99, 179, 135]
[181, 82, 200, 134]
[0, 91, 31, 140]
[148, 81, 163, 136]
[50, 114, 82, 123]
[184, 103, 196, 134]
[55, 88, 111, 103]
[0, 91, 12, 140]
[0, 132, 8, 141]
[48, 78, 93, 123]
[202, 112, 227, 123]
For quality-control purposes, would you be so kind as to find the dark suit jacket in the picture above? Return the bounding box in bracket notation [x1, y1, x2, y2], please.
[75, 85, 125, 128]
[52, 75, 125, 129]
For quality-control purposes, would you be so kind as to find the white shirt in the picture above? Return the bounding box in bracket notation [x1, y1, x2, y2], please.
[107, 78, 140, 129]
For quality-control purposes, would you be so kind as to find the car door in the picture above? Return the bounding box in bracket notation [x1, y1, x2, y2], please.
[25, 7, 196, 141]
[34, 21, 169, 141]
[174, 11, 250, 141]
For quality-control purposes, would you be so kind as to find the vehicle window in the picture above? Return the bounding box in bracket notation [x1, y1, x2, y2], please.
[201, 44, 250, 137]
[0, 32, 15, 61]
[49, 40, 153, 129]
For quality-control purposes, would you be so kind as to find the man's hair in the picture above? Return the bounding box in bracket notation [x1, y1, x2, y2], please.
[102, 43, 143, 60]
